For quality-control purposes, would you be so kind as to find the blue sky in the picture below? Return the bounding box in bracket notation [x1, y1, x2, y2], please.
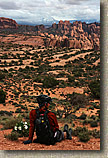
[0, 0, 100, 24]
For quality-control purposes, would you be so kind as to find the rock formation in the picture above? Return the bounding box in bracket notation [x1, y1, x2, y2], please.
[0, 17, 18, 29]
[0, 17, 100, 50]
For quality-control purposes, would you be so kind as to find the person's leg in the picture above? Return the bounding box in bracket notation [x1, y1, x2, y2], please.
[63, 124, 72, 140]
[54, 130, 64, 142]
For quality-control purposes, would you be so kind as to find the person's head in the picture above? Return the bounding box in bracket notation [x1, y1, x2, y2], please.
[37, 94, 52, 109]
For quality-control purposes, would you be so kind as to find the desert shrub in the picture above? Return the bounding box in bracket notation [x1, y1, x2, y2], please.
[70, 114, 78, 120]
[33, 76, 42, 83]
[91, 102, 100, 109]
[65, 114, 74, 124]
[72, 126, 88, 136]
[0, 110, 13, 117]
[72, 106, 80, 113]
[89, 106, 94, 110]
[96, 110, 100, 118]
[14, 104, 20, 107]
[90, 115, 96, 120]
[60, 54, 70, 59]
[74, 71, 82, 77]
[0, 89, 6, 103]
[15, 108, 22, 113]
[90, 120, 98, 127]
[95, 105, 100, 109]
[72, 126, 90, 142]
[91, 129, 100, 138]
[13, 90, 19, 96]
[4, 131, 19, 141]
[88, 80, 100, 99]
[78, 113, 87, 120]
[13, 121, 30, 137]
[68, 75, 75, 82]
[83, 118, 93, 125]
[56, 109, 64, 119]
[83, 72, 87, 77]
[0, 71, 5, 80]
[78, 131, 90, 142]
[67, 92, 89, 108]
[20, 105, 28, 110]
[24, 75, 31, 79]
[1, 116, 22, 129]
[49, 102, 56, 110]
[43, 76, 59, 88]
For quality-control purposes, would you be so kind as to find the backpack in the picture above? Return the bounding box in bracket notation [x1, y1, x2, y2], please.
[35, 108, 55, 145]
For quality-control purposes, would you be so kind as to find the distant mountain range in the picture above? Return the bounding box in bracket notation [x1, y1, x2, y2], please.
[17, 18, 100, 26]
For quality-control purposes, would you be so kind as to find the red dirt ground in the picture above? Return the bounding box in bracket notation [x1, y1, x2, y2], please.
[0, 127, 100, 150]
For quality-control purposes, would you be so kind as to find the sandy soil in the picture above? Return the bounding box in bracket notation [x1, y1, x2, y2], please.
[0, 41, 100, 150]
[93, 58, 100, 66]
[50, 51, 93, 67]
[0, 65, 38, 70]
[0, 127, 100, 150]
[56, 78, 68, 81]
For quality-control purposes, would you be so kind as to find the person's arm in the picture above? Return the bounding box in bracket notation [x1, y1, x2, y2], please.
[29, 110, 35, 141]
[48, 112, 59, 132]
[23, 110, 35, 144]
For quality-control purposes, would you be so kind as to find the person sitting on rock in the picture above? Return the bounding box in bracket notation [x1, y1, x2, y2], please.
[23, 94, 72, 145]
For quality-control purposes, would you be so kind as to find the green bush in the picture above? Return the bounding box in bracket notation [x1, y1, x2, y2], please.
[0, 89, 6, 103]
[90, 115, 96, 120]
[68, 75, 75, 82]
[43, 76, 59, 88]
[78, 113, 87, 120]
[15, 108, 22, 113]
[33, 76, 42, 83]
[96, 110, 100, 118]
[88, 80, 100, 99]
[0, 110, 13, 116]
[91, 129, 100, 138]
[78, 131, 90, 142]
[90, 120, 98, 127]
[89, 106, 94, 110]
[13, 121, 30, 137]
[91, 102, 100, 109]
[1, 116, 22, 130]
[56, 109, 63, 119]
[24, 75, 31, 79]
[4, 131, 19, 141]
[74, 71, 82, 77]
[69, 114, 78, 120]
[0, 71, 5, 80]
[72, 126, 88, 136]
[83, 118, 93, 125]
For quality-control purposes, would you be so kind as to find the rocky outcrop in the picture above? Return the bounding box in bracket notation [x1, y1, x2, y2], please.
[0, 17, 18, 29]
[0, 17, 100, 50]
[47, 20, 100, 50]
[35, 24, 45, 31]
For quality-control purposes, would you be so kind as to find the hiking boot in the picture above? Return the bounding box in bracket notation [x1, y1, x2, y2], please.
[66, 128, 72, 140]
[63, 124, 69, 132]
[33, 139, 39, 143]
[69, 128, 72, 135]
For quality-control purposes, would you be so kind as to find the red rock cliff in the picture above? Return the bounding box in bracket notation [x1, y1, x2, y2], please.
[0, 17, 18, 29]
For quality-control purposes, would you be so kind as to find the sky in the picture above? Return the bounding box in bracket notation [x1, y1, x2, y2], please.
[0, 0, 100, 25]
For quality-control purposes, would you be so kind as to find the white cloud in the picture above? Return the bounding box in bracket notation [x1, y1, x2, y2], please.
[0, 1, 20, 10]
[0, 0, 100, 24]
